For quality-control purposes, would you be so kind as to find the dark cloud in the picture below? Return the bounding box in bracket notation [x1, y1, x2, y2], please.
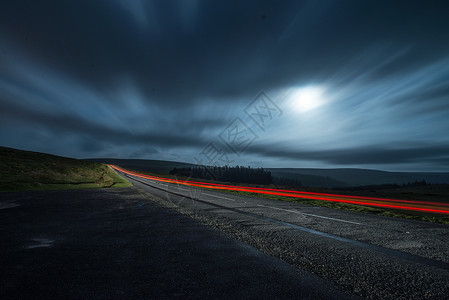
[247, 143, 449, 167]
[2, 0, 449, 105]
[0, 98, 209, 149]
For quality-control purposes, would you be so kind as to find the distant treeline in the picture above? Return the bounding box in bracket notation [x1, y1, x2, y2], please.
[333, 180, 429, 191]
[169, 165, 273, 185]
[169, 165, 305, 187]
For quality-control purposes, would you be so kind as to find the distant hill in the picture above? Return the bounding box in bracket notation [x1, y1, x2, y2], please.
[267, 168, 449, 187]
[0, 147, 131, 192]
[269, 170, 350, 188]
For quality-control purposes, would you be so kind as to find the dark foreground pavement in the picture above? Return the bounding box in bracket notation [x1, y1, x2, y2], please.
[0, 187, 357, 299]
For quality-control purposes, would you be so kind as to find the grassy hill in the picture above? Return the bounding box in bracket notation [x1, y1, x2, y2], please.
[0, 147, 131, 192]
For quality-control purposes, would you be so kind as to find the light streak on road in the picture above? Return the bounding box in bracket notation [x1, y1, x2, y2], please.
[110, 165, 449, 215]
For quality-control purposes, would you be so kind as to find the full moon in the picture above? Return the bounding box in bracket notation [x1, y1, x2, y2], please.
[289, 86, 327, 113]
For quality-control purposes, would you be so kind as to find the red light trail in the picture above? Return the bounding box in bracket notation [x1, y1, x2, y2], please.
[109, 165, 449, 215]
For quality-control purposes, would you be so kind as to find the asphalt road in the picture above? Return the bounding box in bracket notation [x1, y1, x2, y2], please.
[117, 169, 449, 299]
[1, 187, 357, 299]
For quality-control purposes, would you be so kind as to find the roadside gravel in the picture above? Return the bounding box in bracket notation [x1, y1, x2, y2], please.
[131, 178, 449, 300]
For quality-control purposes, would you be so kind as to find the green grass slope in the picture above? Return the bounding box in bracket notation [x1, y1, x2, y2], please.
[0, 146, 131, 192]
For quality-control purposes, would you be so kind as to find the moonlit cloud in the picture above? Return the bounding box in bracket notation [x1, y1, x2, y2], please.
[1, 0, 449, 171]
[287, 86, 329, 113]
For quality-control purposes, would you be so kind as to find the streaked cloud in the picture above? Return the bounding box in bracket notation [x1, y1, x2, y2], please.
[1, 0, 448, 171]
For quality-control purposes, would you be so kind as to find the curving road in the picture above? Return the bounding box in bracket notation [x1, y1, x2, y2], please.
[112, 165, 449, 299]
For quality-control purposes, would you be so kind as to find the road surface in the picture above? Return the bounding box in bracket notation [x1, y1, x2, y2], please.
[0, 187, 357, 299]
[114, 167, 449, 299]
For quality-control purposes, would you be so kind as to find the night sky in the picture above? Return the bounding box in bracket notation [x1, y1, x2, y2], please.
[1, 1, 449, 171]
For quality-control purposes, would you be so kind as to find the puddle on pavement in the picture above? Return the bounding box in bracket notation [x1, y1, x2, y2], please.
[0, 201, 21, 210]
[25, 238, 54, 249]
